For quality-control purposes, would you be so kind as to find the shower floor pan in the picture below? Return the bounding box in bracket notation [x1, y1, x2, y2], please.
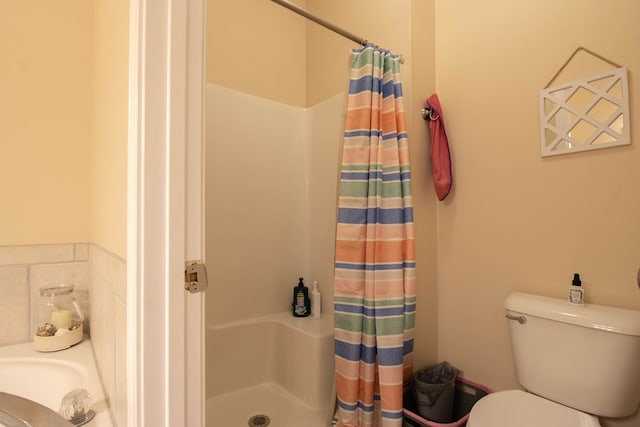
[206, 381, 331, 427]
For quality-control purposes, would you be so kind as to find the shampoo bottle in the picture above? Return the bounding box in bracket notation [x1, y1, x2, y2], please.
[292, 277, 310, 317]
[311, 280, 321, 319]
[568, 273, 584, 306]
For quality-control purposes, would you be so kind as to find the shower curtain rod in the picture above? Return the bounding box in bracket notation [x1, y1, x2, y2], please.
[270, 0, 405, 64]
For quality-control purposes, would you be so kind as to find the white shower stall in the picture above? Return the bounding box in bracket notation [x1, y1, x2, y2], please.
[205, 83, 344, 426]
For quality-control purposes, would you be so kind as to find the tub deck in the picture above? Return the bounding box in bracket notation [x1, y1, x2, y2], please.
[0, 339, 112, 427]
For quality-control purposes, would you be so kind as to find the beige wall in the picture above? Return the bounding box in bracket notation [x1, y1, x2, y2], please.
[0, 1, 93, 246]
[1, 1, 129, 425]
[435, 1, 640, 425]
[207, 0, 307, 107]
[89, 1, 129, 425]
[0, 0, 126, 257]
[91, 0, 129, 259]
[408, 0, 439, 373]
[305, 0, 413, 105]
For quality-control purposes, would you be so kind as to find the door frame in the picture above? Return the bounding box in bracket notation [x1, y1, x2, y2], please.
[127, 0, 206, 426]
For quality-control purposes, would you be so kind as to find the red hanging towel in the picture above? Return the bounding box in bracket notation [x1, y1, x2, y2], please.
[425, 93, 452, 201]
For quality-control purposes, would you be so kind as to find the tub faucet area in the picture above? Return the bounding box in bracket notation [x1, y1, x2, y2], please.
[59, 389, 96, 426]
[0, 392, 73, 427]
[0, 339, 111, 426]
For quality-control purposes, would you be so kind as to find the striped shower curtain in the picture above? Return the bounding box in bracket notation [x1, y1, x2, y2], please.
[333, 45, 416, 427]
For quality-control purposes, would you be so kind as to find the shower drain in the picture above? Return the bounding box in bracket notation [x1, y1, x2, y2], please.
[248, 414, 271, 427]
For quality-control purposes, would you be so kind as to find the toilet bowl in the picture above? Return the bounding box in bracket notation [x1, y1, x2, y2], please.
[467, 292, 640, 427]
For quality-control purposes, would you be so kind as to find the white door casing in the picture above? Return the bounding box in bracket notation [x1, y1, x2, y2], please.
[127, 0, 205, 426]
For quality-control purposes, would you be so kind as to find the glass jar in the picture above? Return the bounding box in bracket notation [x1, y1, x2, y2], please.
[33, 284, 84, 352]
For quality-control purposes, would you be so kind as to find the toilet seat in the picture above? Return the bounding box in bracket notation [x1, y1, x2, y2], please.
[468, 390, 601, 427]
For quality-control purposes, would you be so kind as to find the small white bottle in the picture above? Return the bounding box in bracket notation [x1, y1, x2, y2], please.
[311, 281, 321, 319]
[568, 273, 584, 306]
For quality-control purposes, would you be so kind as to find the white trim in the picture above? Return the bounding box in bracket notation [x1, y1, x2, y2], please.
[126, 0, 143, 423]
[185, 0, 207, 425]
[166, 2, 188, 426]
[127, 0, 205, 426]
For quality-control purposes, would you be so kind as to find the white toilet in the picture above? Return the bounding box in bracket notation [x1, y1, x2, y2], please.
[468, 292, 640, 427]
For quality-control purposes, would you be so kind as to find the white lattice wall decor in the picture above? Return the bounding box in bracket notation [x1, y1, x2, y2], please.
[538, 67, 630, 157]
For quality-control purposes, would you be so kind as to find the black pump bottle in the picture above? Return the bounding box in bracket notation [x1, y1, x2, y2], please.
[292, 277, 310, 317]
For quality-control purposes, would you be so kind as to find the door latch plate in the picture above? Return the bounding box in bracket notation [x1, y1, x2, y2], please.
[185, 261, 208, 293]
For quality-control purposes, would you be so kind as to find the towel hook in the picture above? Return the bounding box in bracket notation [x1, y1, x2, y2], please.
[421, 107, 439, 121]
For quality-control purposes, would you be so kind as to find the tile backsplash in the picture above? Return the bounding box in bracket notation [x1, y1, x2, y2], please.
[0, 265, 29, 345]
[0, 243, 127, 426]
[0, 243, 89, 345]
[89, 244, 127, 427]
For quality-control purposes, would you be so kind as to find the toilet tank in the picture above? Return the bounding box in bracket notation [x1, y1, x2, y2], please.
[505, 292, 640, 418]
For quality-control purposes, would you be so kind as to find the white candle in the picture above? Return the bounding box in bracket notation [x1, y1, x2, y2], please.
[51, 309, 72, 329]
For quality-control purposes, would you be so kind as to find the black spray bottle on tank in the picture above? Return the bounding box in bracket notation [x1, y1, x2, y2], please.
[292, 277, 310, 317]
[568, 273, 584, 306]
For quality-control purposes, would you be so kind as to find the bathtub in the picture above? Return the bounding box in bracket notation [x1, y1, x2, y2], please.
[0, 339, 111, 427]
[206, 312, 335, 427]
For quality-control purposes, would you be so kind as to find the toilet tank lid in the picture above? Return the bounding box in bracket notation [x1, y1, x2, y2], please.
[505, 292, 640, 337]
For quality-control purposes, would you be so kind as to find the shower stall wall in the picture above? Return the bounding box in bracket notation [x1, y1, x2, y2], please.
[206, 312, 334, 427]
[205, 83, 343, 326]
[205, 83, 344, 426]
